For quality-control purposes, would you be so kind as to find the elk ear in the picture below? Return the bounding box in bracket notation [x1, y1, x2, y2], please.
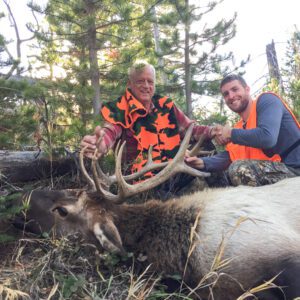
[93, 220, 125, 255]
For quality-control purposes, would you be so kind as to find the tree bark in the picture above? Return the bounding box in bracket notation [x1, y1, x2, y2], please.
[0, 151, 78, 184]
[184, 0, 193, 118]
[85, 0, 102, 116]
[151, 6, 168, 86]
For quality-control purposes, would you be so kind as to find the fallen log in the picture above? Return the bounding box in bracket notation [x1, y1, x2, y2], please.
[0, 150, 79, 184]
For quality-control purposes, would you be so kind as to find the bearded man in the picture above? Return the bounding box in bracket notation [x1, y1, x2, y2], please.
[186, 74, 300, 186]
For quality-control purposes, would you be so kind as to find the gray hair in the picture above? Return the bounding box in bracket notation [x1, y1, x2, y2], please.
[128, 60, 156, 81]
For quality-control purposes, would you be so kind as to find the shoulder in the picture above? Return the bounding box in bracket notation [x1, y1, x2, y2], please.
[152, 94, 173, 102]
[257, 92, 282, 105]
[152, 94, 175, 109]
[102, 95, 123, 109]
[256, 92, 284, 111]
[152, 94, 164, 101]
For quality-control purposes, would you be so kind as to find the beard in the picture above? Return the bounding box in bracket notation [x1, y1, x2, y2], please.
[229, 96, 250, 114]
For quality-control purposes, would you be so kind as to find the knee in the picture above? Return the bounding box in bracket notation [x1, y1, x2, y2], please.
[228, 160, 295, 187]
[228, 160, 260, 186]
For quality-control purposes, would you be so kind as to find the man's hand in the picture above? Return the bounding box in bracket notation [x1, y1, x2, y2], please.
[210, 124, 222, 138]
[80, 126, 107, 159]
[212, 124, 232, 146]
[185, 150, 205, 169]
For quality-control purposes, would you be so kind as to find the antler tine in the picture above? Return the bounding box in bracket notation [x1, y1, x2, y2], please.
[189, 133, 217, 157]
[112, 123, 211, 200]
[108, 142, 169, 183]
[86, 134, 120, 201]
[123, 162, 169, 182]
[91, 156, 122, 201]
[114, 139, 122, 157]
[114, 140, 133, 203]
[79, 146, 96, 191]
[92, 139, 170, 204]
[89, 140, 127, 203]
[122, 145, 169, 182]
[146, 145, 154, 164]
[95, 161, 114, 187]
[189, 134, 206, 157]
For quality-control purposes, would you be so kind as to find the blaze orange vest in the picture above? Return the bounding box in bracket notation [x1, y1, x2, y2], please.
[226, 92, 299, 162]
[101, 89, 181, 174]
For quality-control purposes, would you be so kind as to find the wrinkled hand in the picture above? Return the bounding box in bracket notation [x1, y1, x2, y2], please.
[184, 150, 205, 170]
[210, 124, 222, 138]
[80, 126, 107, 159]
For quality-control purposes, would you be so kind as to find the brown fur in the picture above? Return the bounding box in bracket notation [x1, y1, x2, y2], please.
[14, 177, 300, 299]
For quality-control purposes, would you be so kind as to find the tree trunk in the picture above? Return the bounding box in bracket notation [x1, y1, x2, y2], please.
[151, 6, 168, 85]
[85, 0, 102, 116]
[184, 0, 192, 118]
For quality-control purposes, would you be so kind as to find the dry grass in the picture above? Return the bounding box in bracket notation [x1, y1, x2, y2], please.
[0, 235, 193, 300]
[236, 274, 283, 300]
[181, 215, 283, 300]
[0, 236, 127, 299]
[0, 218, 287, 300]
[0, 284, 30, 300]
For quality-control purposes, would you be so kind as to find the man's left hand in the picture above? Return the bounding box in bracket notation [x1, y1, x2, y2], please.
[185, 150, 205, 169]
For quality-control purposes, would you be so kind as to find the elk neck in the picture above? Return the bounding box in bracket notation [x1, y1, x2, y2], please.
[113, 198, 203, 271]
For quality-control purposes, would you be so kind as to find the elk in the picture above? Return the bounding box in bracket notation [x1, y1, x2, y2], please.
[14, 125, 300, 300]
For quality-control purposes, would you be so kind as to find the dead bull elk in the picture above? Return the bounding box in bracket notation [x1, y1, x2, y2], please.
[16, 125, 300, 300]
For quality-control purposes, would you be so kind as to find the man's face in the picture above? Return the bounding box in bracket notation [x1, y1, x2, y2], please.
[127, 66, 155, 106]
[221, 80, 251, 114]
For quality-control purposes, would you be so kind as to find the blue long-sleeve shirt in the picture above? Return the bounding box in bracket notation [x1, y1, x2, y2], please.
[202, 93, 300, 171]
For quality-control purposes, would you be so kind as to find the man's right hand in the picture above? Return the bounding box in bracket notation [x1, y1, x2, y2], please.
[212, 124, 231, 146]
[80, 126, 107, 159]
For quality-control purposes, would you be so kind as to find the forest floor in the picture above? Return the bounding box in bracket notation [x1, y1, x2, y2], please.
[0, 175, 191, 300]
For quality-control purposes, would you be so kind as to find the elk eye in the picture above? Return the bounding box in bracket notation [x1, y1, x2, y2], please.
[53, 206, 68, 217]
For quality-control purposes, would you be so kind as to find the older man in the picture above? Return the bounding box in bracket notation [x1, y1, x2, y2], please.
[81, 61, 218, 197]
[186, 74, 300, 186]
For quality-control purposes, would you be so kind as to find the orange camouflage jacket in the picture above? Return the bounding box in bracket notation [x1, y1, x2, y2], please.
[101, 89, 181, 174]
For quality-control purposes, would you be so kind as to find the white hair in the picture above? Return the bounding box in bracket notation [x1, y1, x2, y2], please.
[128, 60, 156, 81]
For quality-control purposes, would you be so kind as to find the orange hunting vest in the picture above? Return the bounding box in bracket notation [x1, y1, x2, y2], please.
[226, 92, 299, 162]
[101, 89, 181, 174]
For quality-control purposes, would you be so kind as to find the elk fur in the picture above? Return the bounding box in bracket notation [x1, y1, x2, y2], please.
[17, 177, 300, 300]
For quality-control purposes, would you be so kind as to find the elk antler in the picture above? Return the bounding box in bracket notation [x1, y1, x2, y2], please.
[88, 124, 210, 203]
[79, 132, 115, 193]
[80, 141, 169, 194]
[80, 124, 211, 203]
[188, 134, 216, 157]
[80, 146, 96, 191]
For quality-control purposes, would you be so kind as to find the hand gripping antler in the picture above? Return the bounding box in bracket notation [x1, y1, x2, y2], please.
[88, 123, 210, 203]
[80, 139, 169, 198]
[80, 124, 211, 203]
[80, 142, 170, 194]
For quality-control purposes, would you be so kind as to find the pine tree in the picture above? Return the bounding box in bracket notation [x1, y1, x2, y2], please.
[282, 28, 300, 118]
[153, 0, 245, 117]
[29, 0, 161, 116]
